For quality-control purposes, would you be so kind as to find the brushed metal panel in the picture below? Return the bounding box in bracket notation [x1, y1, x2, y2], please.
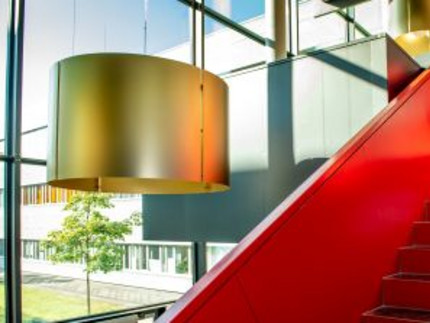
[48, 54, 229, 194]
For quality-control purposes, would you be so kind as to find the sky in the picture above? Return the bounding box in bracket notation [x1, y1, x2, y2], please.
[0, 0, 266, 159]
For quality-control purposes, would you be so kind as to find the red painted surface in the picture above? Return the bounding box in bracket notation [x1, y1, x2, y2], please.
[159, 70, 430, 323]
[413, 222, 430, 245]
[383, 275, 430, 310]
[399, 247, 430, 274]
[363, 216, 430, 321]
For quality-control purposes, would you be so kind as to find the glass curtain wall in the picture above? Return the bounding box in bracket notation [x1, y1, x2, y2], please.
[0, 0, 389, 322]
[19, 1, 193, 321]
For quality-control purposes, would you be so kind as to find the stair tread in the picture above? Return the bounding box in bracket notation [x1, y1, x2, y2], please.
[366, 306, 430, 321]
[400, 246, 430, 251]
[388, 274, 430, 282]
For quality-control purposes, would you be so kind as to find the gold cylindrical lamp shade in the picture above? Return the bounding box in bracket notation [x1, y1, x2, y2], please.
[48, 54, 229, 194]
[389, 0, 430, 58]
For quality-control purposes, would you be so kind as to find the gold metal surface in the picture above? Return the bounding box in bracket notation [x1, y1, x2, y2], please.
[389, 0, 430, 58]
[48, 54, 229, 194]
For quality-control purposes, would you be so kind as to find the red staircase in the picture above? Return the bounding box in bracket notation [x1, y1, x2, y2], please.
[363, 215, 430, 322]
[158, 68, 430, 322]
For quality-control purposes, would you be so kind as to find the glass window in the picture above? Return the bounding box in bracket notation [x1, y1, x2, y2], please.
[204, 0, 265, 36]
[175, 246, 190, 275]
[299, 0, 347, 52]
[204, 16, 266, 74]
[206, 243, 236, 270]
[22, 165, 191, 321]
[21, 0, 191, 160]
[355, 0, 387, 36]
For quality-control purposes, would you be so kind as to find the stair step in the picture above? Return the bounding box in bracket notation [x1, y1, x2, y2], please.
[384, 274, 430, 310]
[363, 306, 430, 322]
[413, 222, 430, 246]
[399, 247, 430, 274]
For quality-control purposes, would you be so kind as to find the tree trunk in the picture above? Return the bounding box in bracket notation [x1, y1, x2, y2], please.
[85, 208, 91, 314]
[86, 271, 91, 315]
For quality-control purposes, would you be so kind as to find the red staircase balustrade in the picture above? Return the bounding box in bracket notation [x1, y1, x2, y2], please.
[159, 70, 430, 323]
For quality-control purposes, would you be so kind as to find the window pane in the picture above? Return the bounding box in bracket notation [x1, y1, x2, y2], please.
[355, 0, 387, 36]
[299, 1, 347, 52]
[21, 164, 191, 321]
[204, 16, 266, 75]
[206, 243, 235, 270]
[21, 0, 191, 159]
[204, 0, 265, 36]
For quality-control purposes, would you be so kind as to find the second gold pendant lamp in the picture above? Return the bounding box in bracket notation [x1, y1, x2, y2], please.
[389, 0, 430, 58]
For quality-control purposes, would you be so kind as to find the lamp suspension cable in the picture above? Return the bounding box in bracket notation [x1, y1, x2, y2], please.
[72, 0, 76, 55]
[200, 0, 205, 184]
[143, 0, 148, 54]
[191, 0, 197, 65]
[47, 0, 229, 194]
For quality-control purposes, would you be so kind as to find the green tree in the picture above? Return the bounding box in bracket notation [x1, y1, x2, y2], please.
[42, 193, 141, 315]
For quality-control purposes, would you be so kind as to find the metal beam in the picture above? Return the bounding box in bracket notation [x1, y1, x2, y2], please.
[335, 9, 371, 37]
[287, 0, 299, 56]
[346, 7, 356, 42]
[0, 125, 47, 143]
[177, 0, 267, 47]
[4, 0, 24, 322]
[192, 241, 207, 283]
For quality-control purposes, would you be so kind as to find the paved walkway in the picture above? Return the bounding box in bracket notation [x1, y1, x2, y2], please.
[20, 272, 182, 307]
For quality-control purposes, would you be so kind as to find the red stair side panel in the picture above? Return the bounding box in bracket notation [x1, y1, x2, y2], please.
[159, 70, 430, 323]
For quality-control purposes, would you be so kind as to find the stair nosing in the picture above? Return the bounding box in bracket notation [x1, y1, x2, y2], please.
[365, 306, 430, 322]
[384, 274, 430, 283]
[400, 246, 430, 251]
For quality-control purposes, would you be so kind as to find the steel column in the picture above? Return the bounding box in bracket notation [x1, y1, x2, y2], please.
[4, 0, 24, 322]
[192, 241, 207, 283]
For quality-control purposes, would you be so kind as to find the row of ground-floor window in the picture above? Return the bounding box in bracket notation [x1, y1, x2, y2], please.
[22, 239, 192, 275]
[20, 239, 236, 276]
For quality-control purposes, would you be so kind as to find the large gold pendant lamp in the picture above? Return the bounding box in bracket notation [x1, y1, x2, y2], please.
[47, 54, 229, 194]
[389, 0, 430, 58]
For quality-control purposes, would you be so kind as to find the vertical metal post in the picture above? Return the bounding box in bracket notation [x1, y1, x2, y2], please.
[192, 241, 207, 283]
[287, 0, 299, 56]
[200, 0, 205, 71]
[190, 0, 197, 65]
[265, 0, 287, 61]
[4, 0, 24, 322]
[346, 7, 356, 43]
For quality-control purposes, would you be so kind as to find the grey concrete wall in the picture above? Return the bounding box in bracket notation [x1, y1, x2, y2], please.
[144, 36, 394, 243]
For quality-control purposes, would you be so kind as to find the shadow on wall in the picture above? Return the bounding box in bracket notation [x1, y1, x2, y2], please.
[144, 36, 415, 243]
[144, 61, 326, 243]
[312, 49, 387, 89]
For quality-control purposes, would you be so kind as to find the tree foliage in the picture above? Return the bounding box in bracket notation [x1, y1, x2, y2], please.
[42, 193, 141, 274]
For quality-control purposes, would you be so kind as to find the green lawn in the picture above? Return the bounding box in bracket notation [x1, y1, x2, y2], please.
[0, 284, 122, 322]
